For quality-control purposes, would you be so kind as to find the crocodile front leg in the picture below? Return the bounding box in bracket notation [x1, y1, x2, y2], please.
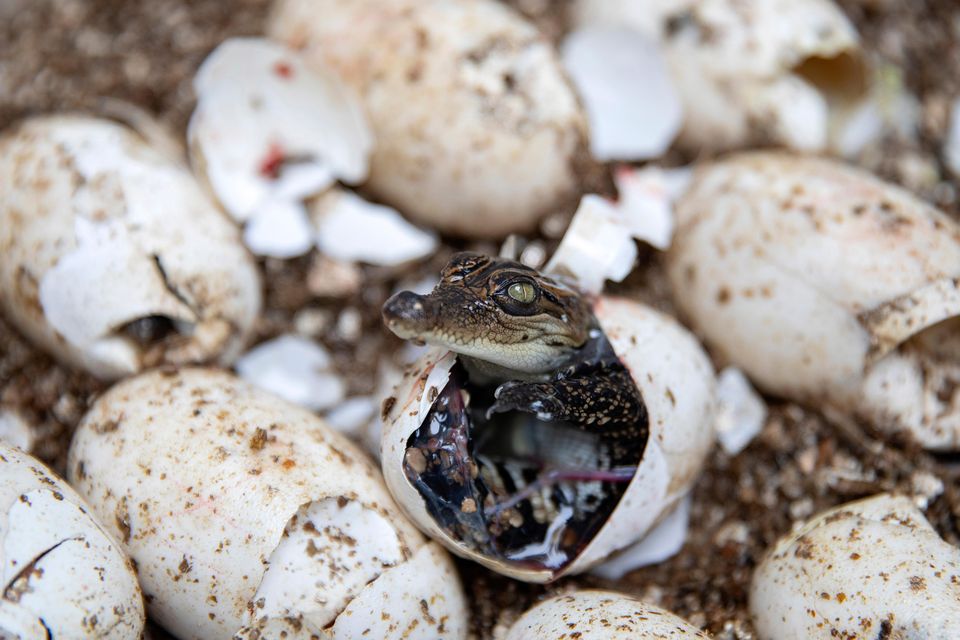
[486, 362, 649, 460]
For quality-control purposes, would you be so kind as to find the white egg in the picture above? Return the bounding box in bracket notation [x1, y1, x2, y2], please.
[67, 368, 468, 640]
[268, 0, 588, 239]
[0, 115, 262, 380]
[572, 0, 867, 152]
[666, 152, 960, 449]
[505, 590, 710, 639]
[381, 296, 716, 582]
[750, 493, 960, 639]
[0, 442, 144, 639]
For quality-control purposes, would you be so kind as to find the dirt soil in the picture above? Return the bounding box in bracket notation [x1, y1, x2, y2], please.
[2, 1, 960, 638]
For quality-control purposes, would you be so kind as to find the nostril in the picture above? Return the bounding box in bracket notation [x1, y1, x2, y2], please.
[382, 291, 429, 322]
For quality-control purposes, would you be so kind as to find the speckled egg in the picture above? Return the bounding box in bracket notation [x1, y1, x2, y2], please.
[268, 0, 588, 239]
[505, 590, 711, 639]
[750, 493, 960, 639]
[666, 152, 960, 449]
[381, 296, 716, 582]
[0, 115, 262, 380]
[0, 442, 144, 639]
[67, 367, 467, 640]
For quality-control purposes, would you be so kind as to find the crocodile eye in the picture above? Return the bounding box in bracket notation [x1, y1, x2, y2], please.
[507, 281, 537, 303]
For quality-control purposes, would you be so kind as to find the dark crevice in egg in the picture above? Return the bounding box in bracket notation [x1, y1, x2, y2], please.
[120, 314, 177, 346]
[403, 324, 648, 574]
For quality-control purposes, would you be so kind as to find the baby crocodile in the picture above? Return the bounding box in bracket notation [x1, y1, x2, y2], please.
[382, 252, 647, 444]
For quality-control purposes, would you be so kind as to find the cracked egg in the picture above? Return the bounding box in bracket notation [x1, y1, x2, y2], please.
[666, 152, 960, 450]
[67, 368, 467, 640]
[0, 115, 262, 380]
[268, 0, 588, 239]
[381, 294, 716, 582]
[0, 442, 144, 639]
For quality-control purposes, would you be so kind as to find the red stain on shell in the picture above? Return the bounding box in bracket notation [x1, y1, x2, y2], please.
[273, 60, 294, 79]
[258, 142, 285, 180]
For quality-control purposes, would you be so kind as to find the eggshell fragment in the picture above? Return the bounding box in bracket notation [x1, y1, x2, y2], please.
[0, 115, 262, 380]
[310, 189, 437, 267]
[189, 37, 372, 225]
[381, 296, 715, 582]
[67, 368, 468, 640]
[0, 409, 33, 453]
[561, 25, 682, 161]
[236, 333, 346, 411]
[666, 152, 960, 449]
[269, 0, 588, 239]
[0, 443, 145, 639]
[750, 494, 960, 639]
[946, 97, 960, 179]
[504, 590, 711, 639]
[573, 0, 867, 152]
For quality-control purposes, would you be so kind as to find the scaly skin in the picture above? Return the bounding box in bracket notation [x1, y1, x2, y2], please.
[382, 252, 648, 440]
[382, 252, 592, 378]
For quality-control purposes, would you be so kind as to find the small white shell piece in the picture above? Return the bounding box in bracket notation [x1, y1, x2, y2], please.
[545, 166, 684, 295]
[0, 442, 145, 639]
[67, 368, 467, 640]
[381, 296, 716, 582]
[0, 115, 262, 380]
[189, 37, 373, 258]
[572, 0, 867, 152]
[0, 409, 34, 453]
[268, 0, 588, 239]
[236, 333, 346, 411]
[310, 189, 438, 267]
[505, 590, 711, 639]
[750, 494, 960, 639]
[666, 152, 960, 450]
[561, 25, 682, 161]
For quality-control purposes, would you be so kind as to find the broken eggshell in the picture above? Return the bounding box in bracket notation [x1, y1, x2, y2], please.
[0, 442, 145, 639]
[505, 590, 711, 639]
[572, 0, 868, 152]
[381, 296, 716, 582]
[0, 115, 262, 380]
[268, 0, 588, 239]
[188, 37, 372, 260]
[666, 152, 960, 449]
[67, 368, 467, 640]
[750, 493, 960, 639]
[561, 25, 682, 162]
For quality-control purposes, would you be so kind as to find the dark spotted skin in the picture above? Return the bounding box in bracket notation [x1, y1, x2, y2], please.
[489, 362, 646, 459]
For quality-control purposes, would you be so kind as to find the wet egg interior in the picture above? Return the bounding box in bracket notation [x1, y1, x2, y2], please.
[402, 324, 648, 573]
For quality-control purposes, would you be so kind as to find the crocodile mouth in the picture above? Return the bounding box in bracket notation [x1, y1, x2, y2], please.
[401, 326, 648, 575]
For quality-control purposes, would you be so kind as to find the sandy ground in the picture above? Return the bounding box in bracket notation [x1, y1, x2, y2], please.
[1, 0, 959, 637]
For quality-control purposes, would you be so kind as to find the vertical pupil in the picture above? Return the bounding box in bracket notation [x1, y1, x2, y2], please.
[510, 282, 533, 302]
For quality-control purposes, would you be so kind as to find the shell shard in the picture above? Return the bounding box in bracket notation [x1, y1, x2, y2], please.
[573, 0, 867, 152]
[188, 37, 372, 224]
[561, 25, 682, 161]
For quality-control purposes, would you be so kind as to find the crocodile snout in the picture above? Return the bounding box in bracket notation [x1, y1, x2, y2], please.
[382, 291, 436, 340]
